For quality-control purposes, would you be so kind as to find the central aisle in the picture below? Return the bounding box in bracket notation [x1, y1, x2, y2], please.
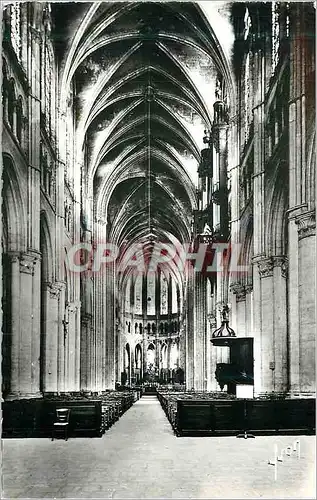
[2, 396, 315, 499]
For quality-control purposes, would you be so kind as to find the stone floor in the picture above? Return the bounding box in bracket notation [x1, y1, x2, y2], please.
[2, 396, 316, 499]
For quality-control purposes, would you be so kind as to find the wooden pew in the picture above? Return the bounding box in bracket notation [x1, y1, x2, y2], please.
[2, 390, 136, 438]
[157, 391, 316, 437]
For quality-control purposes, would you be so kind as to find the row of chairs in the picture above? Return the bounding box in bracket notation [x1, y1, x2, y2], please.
[51, 392, 137, 440]
[100, 393, 136, 432]
[157, 393, 179, 434]
[157, 390, 236, 434]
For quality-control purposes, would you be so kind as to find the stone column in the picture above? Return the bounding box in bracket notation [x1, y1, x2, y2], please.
[75, 302, 81, 391]
[183, 294, 188, 389]
[208, 311, 218, 391]
[80, 313, 92, 390]
[214, 260, 230, 370]
[194, 273, 207, 391]
[296, 212, 316, 393]
[230, 283, 247, 337]
[64, 302, 77, 392]
[28, 27, 41, 252]
[287, 212, 300, 394]
[105, 262, 116, 388]
[185, 271, 195, 389]
[206, 278, 218, 391]
[89, 322, 96, 390]
[6, 253, 21, 398]
[6, 251, 42, 399]
[115, 319, 122, 386]
[205, 279, 213, 391]
[252, 35, 266, 396]
[209, 287, 228, 392]
[20, 4, 28, 72]
[57, 285, 66, 393]
[167, 339, 172, 383]
[253, 256, 288, 394]
[287, 3, 315, 396]
[228, 116, 240, 248]
[94, 272, 103, 392]
[178, 322, 185, 366]
[257, 258, 275, 393]
[245, 285, 253, 337]
[101, 226, 108, 390]
[272, 257, 288, 392]
[129, 342, 134, 385]
[42, 281, 64, 393]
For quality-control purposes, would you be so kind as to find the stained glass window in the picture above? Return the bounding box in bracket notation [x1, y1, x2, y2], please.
[11, 3, 21, 62]
[286, 4, 290, 37]
[147, 345, 155, 366]
[125, 280, 130, 313]
[171, 279, 177, 314]
[7, 79, 15, 130]
[147, 273, 156, 315]
[134, 275, 142, 314]
[45, 44, 53, 134]
[161, 345, 168, 369]
[135, 346, 142, 369]
[40, 10, 54, 138]
[244, 8, 251, 41]
[170, 344, 179, 368]
[244, 52, 251, 142]
[160, 274, 168, 315]
[2, 59, 9, 122]
[272, 1, 280, 74]
[16, 97, 23, 144]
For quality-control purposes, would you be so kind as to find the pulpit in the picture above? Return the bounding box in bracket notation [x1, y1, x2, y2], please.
[211, 306, 254, 395]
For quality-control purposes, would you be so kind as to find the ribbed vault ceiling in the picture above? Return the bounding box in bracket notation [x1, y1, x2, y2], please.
[53, 1, 233, 280]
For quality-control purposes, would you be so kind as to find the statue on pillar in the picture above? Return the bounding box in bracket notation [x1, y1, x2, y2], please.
[222, 304, 230, 322]
[215, 74, 223, 101]
[213, 73, 229, 125]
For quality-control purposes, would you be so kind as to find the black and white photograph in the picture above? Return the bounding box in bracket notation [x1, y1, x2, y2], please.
[0, 1, 316, 498]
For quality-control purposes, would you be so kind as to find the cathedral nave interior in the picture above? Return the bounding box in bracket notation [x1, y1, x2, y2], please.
[1, 2, 316, 498]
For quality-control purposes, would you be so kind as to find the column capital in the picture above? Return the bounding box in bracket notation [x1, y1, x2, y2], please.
[245, 284, 253, 294]
[19, 251, 41, 275]
[272, 256, 288, 279]
[6, 251, 21, 264]
[44, 281, 65, 299]
[230, 282, 246, 302]
[295, 211, 316, 240]
[256, 257, 274, 278]
[255, 256, 288, 279]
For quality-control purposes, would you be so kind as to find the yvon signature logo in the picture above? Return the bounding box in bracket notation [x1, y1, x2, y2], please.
[268, 439, 301, 480]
